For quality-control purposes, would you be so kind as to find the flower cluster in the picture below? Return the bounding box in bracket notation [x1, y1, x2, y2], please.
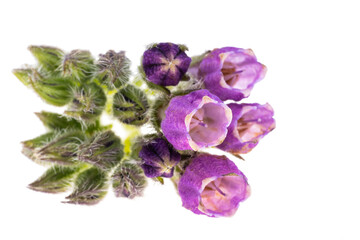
[15, 43, 275, 217]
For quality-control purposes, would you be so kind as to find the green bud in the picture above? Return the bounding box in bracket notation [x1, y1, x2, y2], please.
[35, 111, 83, 131]
[78, 130, 124, 170]
[35, 131, 85, 165]
[28, 165, 82, 193]
[111, 161, 147, 199]
[28, 45, 64, 72]
[65, 83, 106, 122]
[62, 50, 95, 82]
[64, 167, 108, 205]
[97, 50, 131, 89]
[22, 132, 57, 163]
[113, 84, 149, 125]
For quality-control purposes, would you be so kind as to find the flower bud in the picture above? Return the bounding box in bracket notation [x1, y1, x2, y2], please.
[64, 167, 108, 205]
[28, 165, 82, 193]
[78, 130, 124, 170]
[62, 50, 95, 81]
[178, 154, 250, 217]
[65, 83, 107, 122]
[97, 50, 131, 89]
[112, 84, 149, 125]
[111, 160, 147, 198]
[142, 43, 191, 86]
[28, 45, 64, 72]
[218, 103, 275, 154]
[161, 89, 232, 150]
[139, 138, 180, 178]
[196, 47, 267, 101]
[35, 111, 82, 131]
[35, 131, 86, 165]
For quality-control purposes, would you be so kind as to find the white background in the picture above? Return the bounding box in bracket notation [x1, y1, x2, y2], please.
[0, 0, 359, 239]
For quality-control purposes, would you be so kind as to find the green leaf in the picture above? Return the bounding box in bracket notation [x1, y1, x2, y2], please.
[22, 132, 57, 163]
[36, 131, 86, 165]
[64, 167, 108, 205]
[113, 84, 149, 125]
[35, 111, 83, 131]
[28, 45, 64, 72]
[28, 165, 83, 193]
[12, 68, 33, 86]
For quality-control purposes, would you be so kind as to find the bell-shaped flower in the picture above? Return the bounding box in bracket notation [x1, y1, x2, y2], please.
[178, 154, 250, 217]
[161, 89, 232, 150]
[196, 47, 266, 101]
[218, 103, 275, 154]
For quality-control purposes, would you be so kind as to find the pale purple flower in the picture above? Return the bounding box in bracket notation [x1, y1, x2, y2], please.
[161, 89, 232, 151]
[218, 103, 275, 154]
[178, 154, 250, 217]
[139, 138, 180, 178]
[192, 47, 266, 101]
[142, 43, 191, 86]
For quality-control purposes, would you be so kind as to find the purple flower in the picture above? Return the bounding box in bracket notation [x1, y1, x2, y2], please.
[195, 47, 266, 101]
[161, 89, 232, 151]
[142, 43, 191, 86]
[218, 103, 275, 154]
[139, 138, 181, 178]
[178, 154, 250, 217]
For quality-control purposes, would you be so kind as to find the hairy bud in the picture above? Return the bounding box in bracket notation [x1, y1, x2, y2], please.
[112, 161, 147, 199]
[65, 83, 106, 122]
[64, 167, 108, 205]
[113, 84, 149, 125]
[78, 130, 124, 170]
[97, 50, 131, 89]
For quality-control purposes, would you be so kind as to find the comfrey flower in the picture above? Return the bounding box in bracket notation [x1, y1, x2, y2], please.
[161, 89, 232, 150]
[178, 154, 250, 217]
[218, 103, 275, 154]
[142, 43, 191, 86]
[139, 138, 180, 178]
[195, 47, 266, 101]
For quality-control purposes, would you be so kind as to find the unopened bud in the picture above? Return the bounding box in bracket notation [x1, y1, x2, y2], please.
[97, 50, 131, 89]
[78, 130, 124, 170]
[64, 167, 108, 205]
[113, 84, 149, 125]
[62, 50, 95, 82]
[65, 83, 106, 122]
[112, 160, 147, 199]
